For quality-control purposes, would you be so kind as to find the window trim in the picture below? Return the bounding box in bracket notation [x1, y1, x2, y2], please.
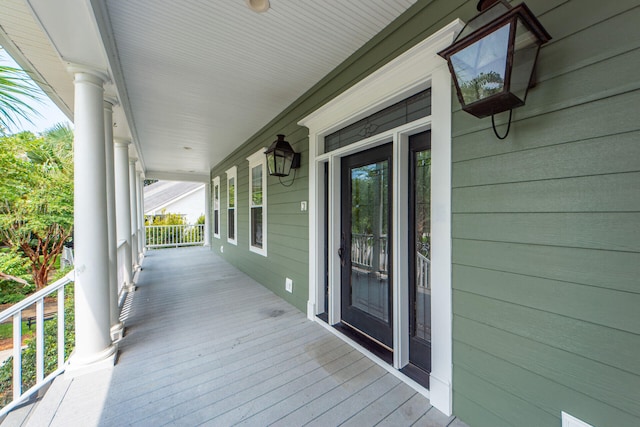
[247, 148, 267, 256]
[212, 176, 220, 239]
[226, 166, 237, 245]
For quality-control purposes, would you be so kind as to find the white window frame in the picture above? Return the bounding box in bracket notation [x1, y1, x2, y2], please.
[247, 148, 267, 256]
[226, 166, 237, 245]
[212, 176, 221, 239]
[298, 19, 463, 417]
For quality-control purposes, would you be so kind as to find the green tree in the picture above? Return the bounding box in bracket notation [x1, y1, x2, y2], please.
[0, 126, 74, 289]
[0, 51, 41, 134]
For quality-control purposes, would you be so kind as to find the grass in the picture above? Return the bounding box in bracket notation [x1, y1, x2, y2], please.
[0, 321, 36, 341]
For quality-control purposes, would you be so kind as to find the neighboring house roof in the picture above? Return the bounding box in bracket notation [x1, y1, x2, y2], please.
[143, 181, 204, 214]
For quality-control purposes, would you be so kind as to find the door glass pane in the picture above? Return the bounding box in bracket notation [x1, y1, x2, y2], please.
[414, 149, 431, 343]
[350, 159, 390, 323]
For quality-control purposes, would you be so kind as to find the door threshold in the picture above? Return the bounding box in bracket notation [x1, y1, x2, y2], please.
[314, 316, 431, 400]
[400, 363, 430, 388]
[334, 322, 393, 364]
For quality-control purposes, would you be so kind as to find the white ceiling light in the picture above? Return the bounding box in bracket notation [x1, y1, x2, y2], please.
[246, 0, 270, 13]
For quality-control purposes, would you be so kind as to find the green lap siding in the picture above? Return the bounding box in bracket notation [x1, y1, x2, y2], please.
[209, 0, 640, 426]
[451, 0, 640, 426]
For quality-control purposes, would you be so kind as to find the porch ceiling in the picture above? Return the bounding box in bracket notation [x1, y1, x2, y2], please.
[0, 0, 417, 180]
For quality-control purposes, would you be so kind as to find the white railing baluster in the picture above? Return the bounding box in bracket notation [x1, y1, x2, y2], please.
[36, 299, 44, 382]
[12, 313, 22, 401]
[57, 286, 65, 368]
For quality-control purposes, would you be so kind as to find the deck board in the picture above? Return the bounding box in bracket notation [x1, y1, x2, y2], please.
[11, 248, 466, 427]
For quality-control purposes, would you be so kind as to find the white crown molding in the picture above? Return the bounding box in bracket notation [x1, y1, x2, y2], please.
[299, 19, 463, 135]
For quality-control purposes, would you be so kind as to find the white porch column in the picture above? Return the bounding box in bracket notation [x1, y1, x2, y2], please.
[136, 172, 145, 254]
[128, 159, 139, 268]
[68, 70, 116, 373]
[104, 99, 124, 341]
[114, 139, 133, 289]
[204, 181, 211, 247]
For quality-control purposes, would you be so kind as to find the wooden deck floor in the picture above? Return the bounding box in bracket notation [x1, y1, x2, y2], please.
[4, 248, 467, 427]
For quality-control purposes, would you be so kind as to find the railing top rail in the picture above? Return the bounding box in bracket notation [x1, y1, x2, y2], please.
[0, 270, 74, 323]
[145, 224, 202, 227]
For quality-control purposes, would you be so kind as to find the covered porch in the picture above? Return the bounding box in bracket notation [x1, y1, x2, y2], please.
[4, 248, 465, 426]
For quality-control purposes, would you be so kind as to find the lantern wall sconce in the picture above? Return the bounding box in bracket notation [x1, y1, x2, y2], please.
[438, 0, 551, 139]
[265, 134, 301, 186]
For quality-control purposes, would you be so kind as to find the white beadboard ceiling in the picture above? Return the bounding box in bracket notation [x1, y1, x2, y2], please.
[2, 0, 417, 179]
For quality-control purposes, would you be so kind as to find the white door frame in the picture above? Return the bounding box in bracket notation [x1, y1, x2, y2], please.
[299, 19, 462, 416]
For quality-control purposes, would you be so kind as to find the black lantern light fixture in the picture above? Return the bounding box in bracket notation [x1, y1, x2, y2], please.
[265, 134, 301, 182]
[438, 0, 551, 139]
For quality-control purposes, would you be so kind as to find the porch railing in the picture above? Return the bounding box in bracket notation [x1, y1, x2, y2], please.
[351, 233, 429, 288]
[417, 252, 430, 290]
[351, 233, 388, 274]
[145, 224, 205, 248]
[0, 271, 75, 417]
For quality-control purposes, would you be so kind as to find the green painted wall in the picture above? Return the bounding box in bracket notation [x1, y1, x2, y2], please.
[209, 125, 310, 312]
[450, 0, 640, 426]
[210, 0, 640, 426]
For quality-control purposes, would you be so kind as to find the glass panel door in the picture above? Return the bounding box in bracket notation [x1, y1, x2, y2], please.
[340, 143, 393, 348]
[409, 131, 431, 373]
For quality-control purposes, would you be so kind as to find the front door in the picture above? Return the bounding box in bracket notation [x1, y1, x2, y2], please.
[408, 131, 432, 373]
[340, 143, 393, 348]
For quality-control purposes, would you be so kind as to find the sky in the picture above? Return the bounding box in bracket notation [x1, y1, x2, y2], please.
[1, 48, 72, 134]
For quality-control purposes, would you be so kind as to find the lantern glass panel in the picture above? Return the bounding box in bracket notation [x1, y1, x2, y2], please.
[280, 151, 293, 175]
[511, 17, 541, 101]
[267, 153, 276, 175]
[451, 23, 510, 105]
[275, 152, 285, 175]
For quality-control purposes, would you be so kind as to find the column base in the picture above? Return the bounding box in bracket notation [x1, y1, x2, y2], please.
[110, 322, 125, 342]
[65, 344, 118, 379]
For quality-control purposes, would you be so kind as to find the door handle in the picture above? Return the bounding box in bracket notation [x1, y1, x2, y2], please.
[338, 233, 346, 266]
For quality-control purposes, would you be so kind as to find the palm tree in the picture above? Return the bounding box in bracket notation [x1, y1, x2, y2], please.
[0, 48, 41, 134]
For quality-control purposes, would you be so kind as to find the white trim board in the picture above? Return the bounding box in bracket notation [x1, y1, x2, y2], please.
[299, 19, 462, 417]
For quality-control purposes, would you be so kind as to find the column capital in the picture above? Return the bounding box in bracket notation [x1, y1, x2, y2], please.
[104, 96, 119, 108]
[114, 138, 131, 148]
[68, 64, 109, 84]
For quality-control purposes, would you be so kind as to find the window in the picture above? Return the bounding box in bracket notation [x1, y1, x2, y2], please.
[247, 149, 267, 256]
[212, 176, 220, 239]
[226, 166, 237, 245]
